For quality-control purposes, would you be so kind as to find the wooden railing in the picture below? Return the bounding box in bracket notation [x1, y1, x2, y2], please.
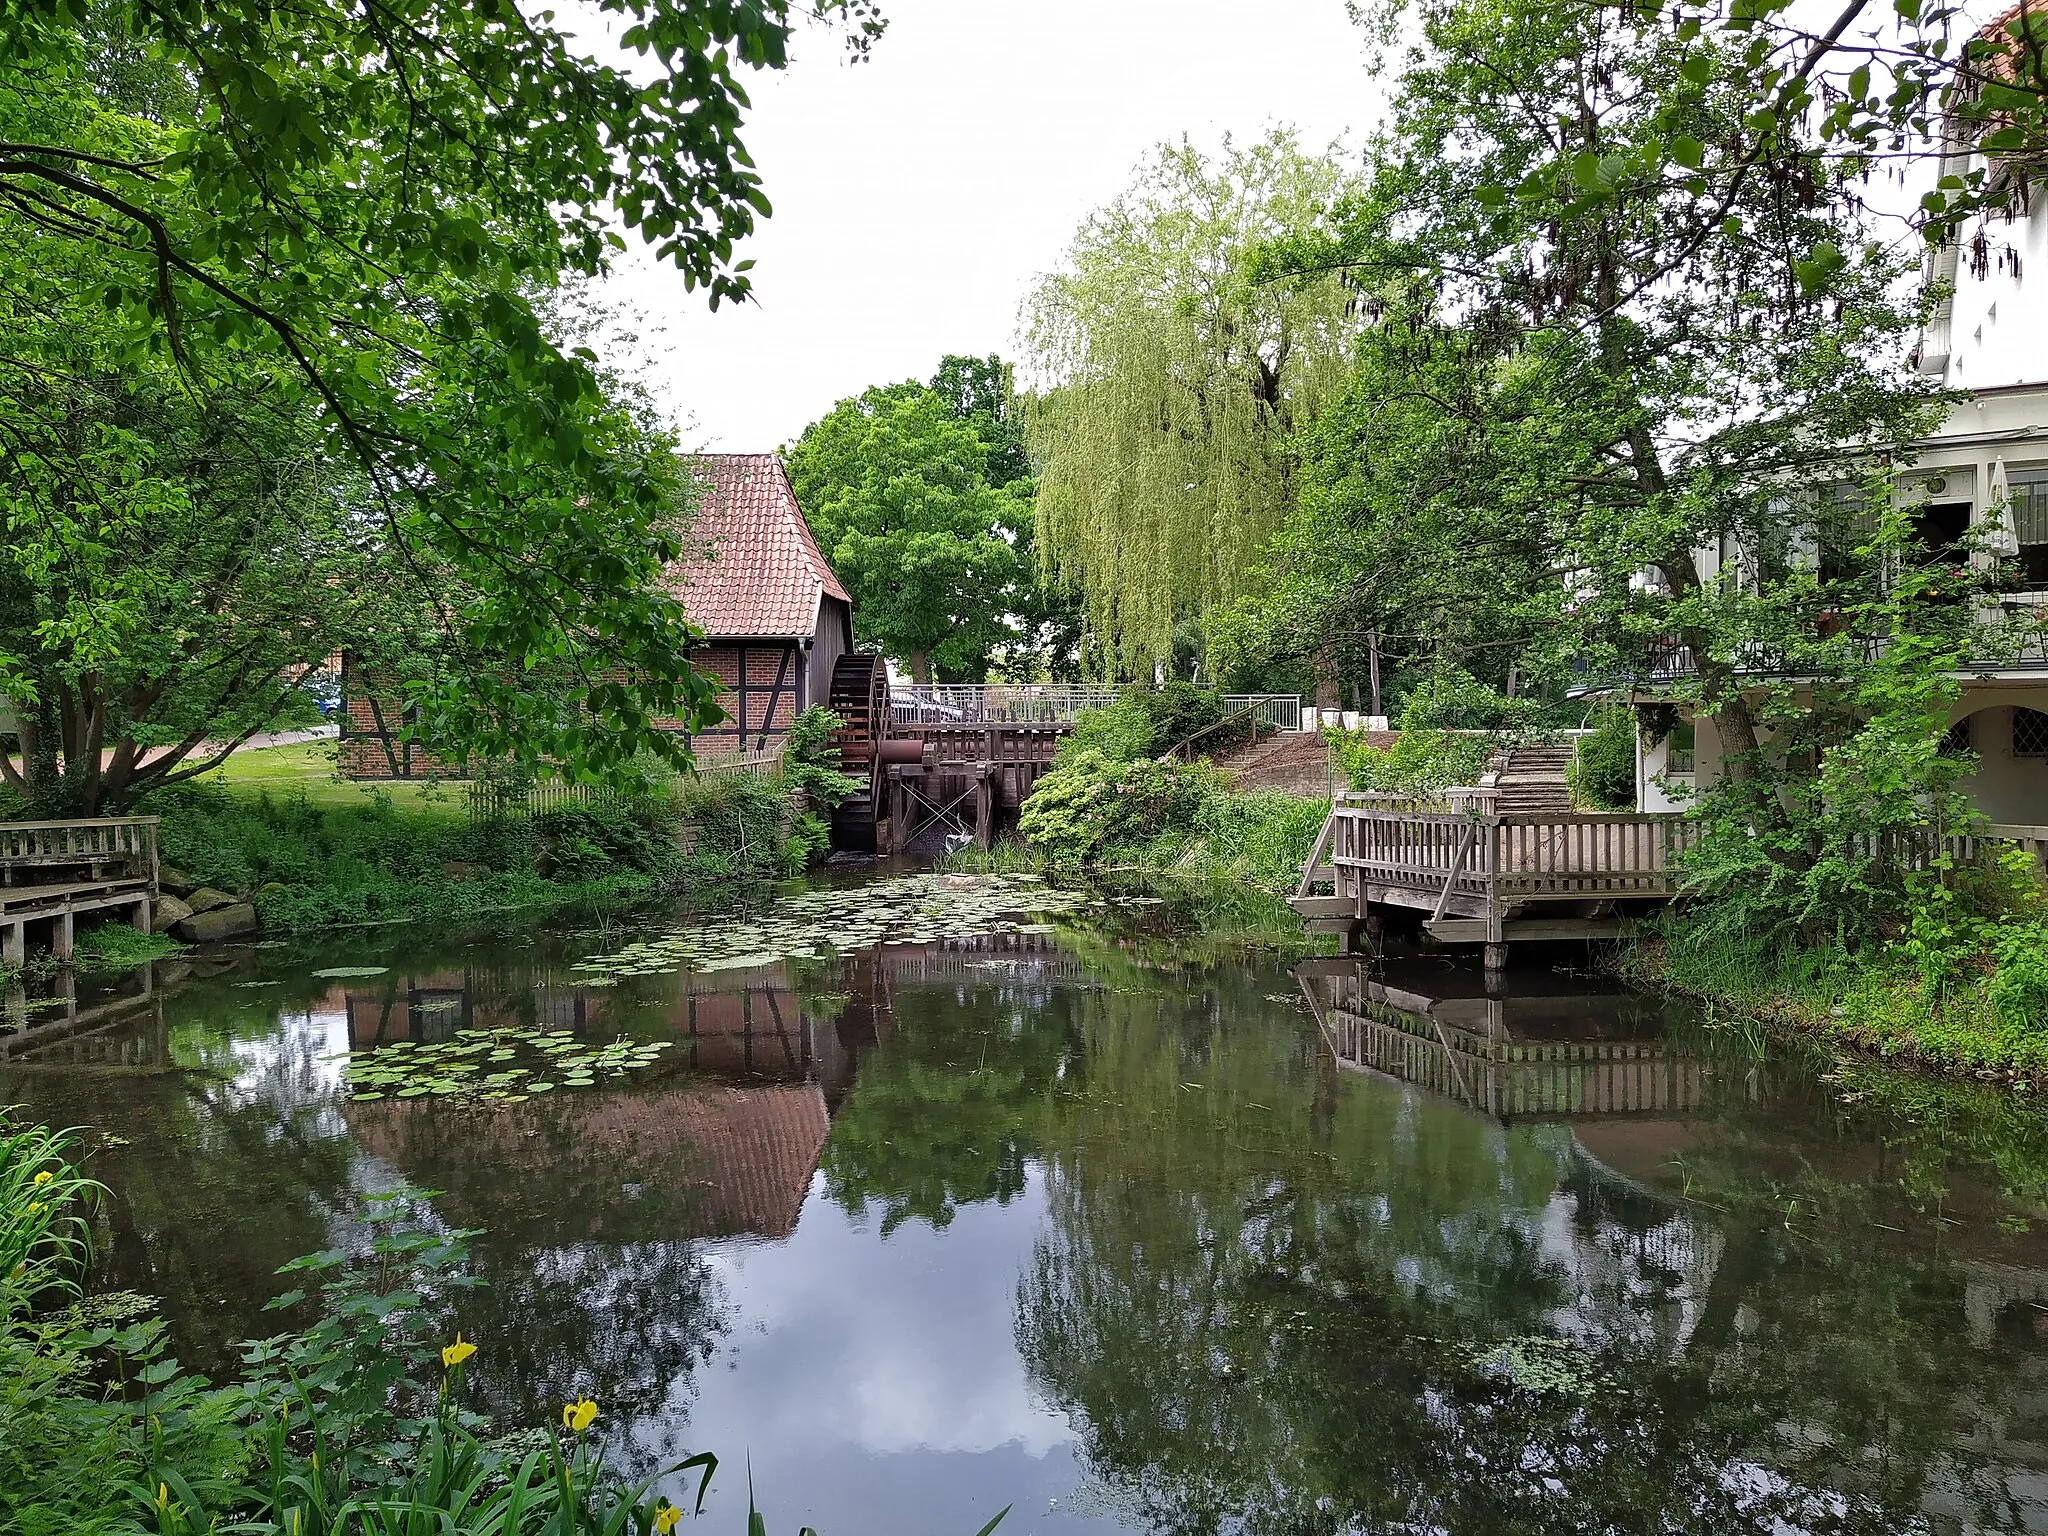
[0, 817, 159, 883]
[888, 684, 1306, 731]
[1300, 796, 2048, 912]
[1305, 794, 1694, 909]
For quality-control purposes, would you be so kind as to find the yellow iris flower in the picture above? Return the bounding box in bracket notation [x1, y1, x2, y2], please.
[654, 1505, 682, 1534]
[33, 1170, 52, 1186]
[561, 1397, 599, 1433]
[441, 1334, 476, 1369]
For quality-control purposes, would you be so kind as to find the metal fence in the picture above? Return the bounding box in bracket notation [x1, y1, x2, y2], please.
[887, 685, 1304, 731]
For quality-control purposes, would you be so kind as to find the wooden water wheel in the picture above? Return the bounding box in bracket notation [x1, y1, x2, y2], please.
[826, 652, 890, 849]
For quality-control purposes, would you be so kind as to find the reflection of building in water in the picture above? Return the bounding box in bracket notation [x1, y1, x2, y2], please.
[1297, 957, 1710, 1123]
[0, 960, 172, 1069]
[347, 1081, 830, 1243]
[337, 962, 830, 1085]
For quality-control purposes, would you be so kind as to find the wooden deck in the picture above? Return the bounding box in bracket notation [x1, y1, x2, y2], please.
[0, 817, 160, 964]
[1292, 793, 2048, 960]
[1294, 958, 1713, 1123]
[1291, 792, 1692, 957]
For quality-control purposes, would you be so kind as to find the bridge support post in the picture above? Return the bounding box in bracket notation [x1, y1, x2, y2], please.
[132, 894, 152, 933]
[52, 908, 73, 962]
[1483, 942, 1508, 980]
[2, 921, 20, 967]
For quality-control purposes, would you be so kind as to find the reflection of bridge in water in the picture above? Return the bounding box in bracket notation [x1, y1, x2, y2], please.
[1296, 957, 1714, 1124]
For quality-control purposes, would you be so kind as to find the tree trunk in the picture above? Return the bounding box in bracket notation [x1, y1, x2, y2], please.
[907, 650, 931, 685]
[1313, 642, 1340, 711]
[1368, 629, 1382, 718]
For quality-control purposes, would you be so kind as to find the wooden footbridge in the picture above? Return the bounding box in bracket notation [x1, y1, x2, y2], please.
[0, 817, 160, 965]
[1291, 791, 1694, 964]
[1294, 957, 1712, 1123]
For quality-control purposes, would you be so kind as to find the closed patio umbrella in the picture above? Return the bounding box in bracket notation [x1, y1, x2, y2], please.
[1988, 456, 2022, 557]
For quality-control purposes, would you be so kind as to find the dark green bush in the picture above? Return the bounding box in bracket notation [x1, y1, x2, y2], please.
[1060, 682, 1244, 766]
[1570, 709, 1638, 810]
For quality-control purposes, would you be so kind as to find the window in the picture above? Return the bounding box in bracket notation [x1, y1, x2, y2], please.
[2016, 708, 2048, 760]
[1817, 483, 1878, 584]
[1667, 721, 1697, 776]
[2010, 468, 2048, 588]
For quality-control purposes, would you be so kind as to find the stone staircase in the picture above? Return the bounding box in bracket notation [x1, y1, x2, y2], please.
[1485, 742, 1575, 815]
[1209, 730, 1341, 796]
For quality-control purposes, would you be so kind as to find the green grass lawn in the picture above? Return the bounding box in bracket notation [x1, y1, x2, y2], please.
[194, 741, 470, 819]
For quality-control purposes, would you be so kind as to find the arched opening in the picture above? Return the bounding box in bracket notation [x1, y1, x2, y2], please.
[1947, 705, 2048, 826]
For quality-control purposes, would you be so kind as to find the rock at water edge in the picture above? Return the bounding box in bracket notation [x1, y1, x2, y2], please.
[151, 894, 194, 934]
[171, 903, 258, 943]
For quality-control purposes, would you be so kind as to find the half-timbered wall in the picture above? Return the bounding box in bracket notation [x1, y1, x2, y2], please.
[339, 642, 812, 779]
[692, 642, 803, 750]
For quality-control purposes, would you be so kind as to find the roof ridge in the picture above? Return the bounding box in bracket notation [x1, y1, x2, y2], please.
[661, 452, 849, 639]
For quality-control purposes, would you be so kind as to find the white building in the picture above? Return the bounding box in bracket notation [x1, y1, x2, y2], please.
[1630, 91, 2048, 830]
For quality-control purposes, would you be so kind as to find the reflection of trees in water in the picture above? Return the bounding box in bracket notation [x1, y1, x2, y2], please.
[456, 1236, 727, 1475]
[1012, 980, 2048, 1535]
[2, 1015, 359, 1377]
[818, 972, 1086, 1234]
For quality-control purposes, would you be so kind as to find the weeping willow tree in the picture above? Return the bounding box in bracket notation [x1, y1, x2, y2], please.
[1023, 131, 1363, 673]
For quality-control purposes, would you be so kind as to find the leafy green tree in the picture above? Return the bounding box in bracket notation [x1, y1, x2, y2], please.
[1244, 0, 2001, 948]
[1024, 130, 1364, 673]
[784, 378, 1033, 683]
[923, 353, 1090, 677]
[0, 0, 883, 787]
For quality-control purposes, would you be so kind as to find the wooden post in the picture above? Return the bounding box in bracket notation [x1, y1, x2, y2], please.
[132, 893, 152, 933]
[2, 922, 21, 967]
[975, 769, 994, 850]
[53, 908, 73, 962]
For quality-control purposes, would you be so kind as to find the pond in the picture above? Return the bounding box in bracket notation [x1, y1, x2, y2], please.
[6, 871, 2048, 1535]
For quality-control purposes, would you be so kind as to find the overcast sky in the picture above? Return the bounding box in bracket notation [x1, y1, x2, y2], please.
[599, 0, 1388, 452]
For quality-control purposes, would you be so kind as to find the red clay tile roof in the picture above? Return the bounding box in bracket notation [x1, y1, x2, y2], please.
[665, 454, 849, 640]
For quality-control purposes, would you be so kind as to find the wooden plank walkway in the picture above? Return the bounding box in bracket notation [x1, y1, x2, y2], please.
[0, 817, 160, 964]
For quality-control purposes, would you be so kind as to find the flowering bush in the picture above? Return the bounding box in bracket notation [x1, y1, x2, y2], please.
[1017, 749, 1222, 865]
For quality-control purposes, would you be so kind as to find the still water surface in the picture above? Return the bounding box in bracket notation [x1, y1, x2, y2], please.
[7, 877, 2048, 1535]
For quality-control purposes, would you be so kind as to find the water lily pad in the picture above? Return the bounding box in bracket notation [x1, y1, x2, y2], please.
[313, 966, 391, 979]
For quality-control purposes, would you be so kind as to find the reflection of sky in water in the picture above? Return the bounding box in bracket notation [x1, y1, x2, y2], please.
[657, 1167, 1118, 1536]
[15, 916, 2048, 1536]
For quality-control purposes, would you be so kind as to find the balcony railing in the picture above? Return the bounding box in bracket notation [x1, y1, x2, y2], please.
[1573, 600, 2048, 693]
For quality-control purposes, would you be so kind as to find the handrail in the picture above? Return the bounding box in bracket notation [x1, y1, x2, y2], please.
[1162, 702, 1262, 762]
[0, 815, 161, 832]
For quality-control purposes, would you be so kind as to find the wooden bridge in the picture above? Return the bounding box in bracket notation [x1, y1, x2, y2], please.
[882, 723, 1069, 853]
[0, 817, 160, 965]
[1294, 958, 1710, 1123]
[1291, 792, 1692, 963]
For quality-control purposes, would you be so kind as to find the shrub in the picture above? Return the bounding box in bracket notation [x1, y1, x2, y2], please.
[1330, 729, 1490, 795]
[1017, 749, 1222, 865]
[1570, 709, 1637, 810]
[1060, 682, 1244, 766]
[1062, 694, 1158, 764]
